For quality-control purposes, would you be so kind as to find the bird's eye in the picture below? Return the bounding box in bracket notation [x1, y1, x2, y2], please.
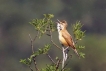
[59, 26, 62, 30]
[61, 23, 63, 25]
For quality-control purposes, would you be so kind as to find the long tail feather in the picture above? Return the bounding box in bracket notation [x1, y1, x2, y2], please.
[74, 49, 80, 59]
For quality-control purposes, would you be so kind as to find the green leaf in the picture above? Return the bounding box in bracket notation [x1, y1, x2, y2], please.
[29, 14, 55, 38]
[79, 52, 85, 58]
[73, 21, 85, 40]
[20, 58, 32, 66]
[55, 57, 59, 60]
[78, 45, 85, 49]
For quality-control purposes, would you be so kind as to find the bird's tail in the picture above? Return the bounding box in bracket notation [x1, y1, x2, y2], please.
[73, 49, 80, 59]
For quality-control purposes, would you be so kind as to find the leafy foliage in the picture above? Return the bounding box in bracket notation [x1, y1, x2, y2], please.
[41, 64, 70, 71]
[73, 21, 85, 40]
[20, 44, 50, 66]
[72, 21, 85, 58]
[29, 14, 55, 38]
[41, 64, 58, 71]
[20, 14, 86, 71]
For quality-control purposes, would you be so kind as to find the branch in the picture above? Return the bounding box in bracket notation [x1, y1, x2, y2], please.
[33, 57, 40, 71]
[61, 54, 72, 71]
[28, 66, 33, 71]
[55, 59, 61, 71]
[29, 31, 40, 71]
[51, 37, 62, 50]
[46, 53, 56, 64]
[29, 34, 34, 53]
[48, 24, 62, 50]
[29, 31, 39, 53]
[62, 47, 65, 69]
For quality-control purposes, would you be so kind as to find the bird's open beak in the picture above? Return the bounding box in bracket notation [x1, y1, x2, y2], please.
[57, 19, 61, 23]
[56, 19, 61, 24]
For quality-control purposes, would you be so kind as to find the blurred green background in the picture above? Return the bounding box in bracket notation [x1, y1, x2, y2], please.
[0, 0, 106, 71]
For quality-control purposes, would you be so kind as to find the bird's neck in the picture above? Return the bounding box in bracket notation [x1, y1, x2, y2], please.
[58, 28, 67, 35]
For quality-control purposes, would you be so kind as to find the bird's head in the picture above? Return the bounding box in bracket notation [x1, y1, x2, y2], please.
[56, 19, 68, 32]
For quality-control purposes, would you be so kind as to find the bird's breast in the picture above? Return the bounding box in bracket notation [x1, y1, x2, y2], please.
[59, 35, 69, 46]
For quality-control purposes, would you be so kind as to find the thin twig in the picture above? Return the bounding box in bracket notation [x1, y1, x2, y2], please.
[28, 66, 33, 71]
[29, 31, 39, 53]
[55, 59, 61, 71]
[33, 31, 39, 41]
[29, 31, 40, 71]
[75, 39, 78, 44]
[29, 34, 34, 53]
[46, 53, 56, 64]
[48, 24, 62, 50]
[33, 57, 40, 71]
[51, 38, 62, 50]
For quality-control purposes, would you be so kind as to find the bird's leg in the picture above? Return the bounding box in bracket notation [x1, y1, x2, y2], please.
[62, 45, 69, 68]
[62, 46, 66, 61]
[64, 47, 69, 51]
[62, 47, 65, 68]
[64, 47, 69, 61]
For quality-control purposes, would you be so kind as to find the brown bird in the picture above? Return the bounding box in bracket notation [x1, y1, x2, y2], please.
[56, 20, 80, 57]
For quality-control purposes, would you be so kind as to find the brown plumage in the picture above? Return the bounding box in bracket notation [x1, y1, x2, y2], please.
[57, 20, 80, 57]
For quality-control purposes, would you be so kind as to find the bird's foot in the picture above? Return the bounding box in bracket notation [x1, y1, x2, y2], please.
[63, 47, 69, 61]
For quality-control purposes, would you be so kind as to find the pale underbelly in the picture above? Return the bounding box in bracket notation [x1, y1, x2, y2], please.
[59, 35, 69, 46]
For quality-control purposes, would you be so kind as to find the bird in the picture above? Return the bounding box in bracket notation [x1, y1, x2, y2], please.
[56, 19, 80, 58]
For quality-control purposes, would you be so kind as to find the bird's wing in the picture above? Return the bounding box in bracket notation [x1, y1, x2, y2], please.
[62, 30, 75, 49]
[62, 30, 80, 57]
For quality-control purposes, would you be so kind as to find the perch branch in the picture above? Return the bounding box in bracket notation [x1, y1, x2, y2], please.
[61, 54, 72, 71]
